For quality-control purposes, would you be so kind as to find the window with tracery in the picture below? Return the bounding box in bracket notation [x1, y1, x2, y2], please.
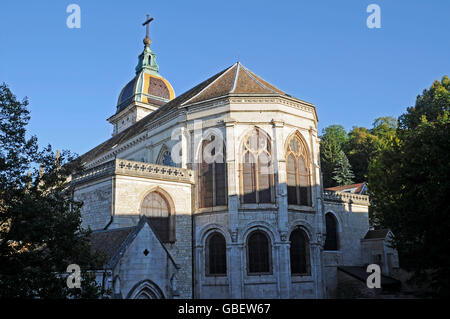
[198, 135, 227, 208]
[286, 133, 312, 206]
[240, 128, 274, 204]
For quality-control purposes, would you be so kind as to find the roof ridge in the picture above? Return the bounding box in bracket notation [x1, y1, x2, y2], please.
[239, 64, 278, 94]
[230, 62, 240, 93]
[181, 63, 237, 106]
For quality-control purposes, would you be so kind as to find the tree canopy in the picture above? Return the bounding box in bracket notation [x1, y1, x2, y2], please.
[0, 83, 105, 298]
[369, 76, 450, 297]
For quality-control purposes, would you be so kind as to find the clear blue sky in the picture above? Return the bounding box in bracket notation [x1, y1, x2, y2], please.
[1, 0, 449, 156]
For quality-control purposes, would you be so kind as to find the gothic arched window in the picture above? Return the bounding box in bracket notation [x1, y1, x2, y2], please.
[240, 128, 274, 204]
[286, 132, 312, 206]
[141, 192, 175, 243]
[247, 231, 272, 274]
[290, 228, 311, 275]
[198, 135, 227, 208]
[157, 145, 175, 167]
[206, 232, 227, 276]
[324, 213, 339, 251]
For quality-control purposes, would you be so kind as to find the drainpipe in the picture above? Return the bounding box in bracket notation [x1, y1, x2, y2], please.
[104, 173, 116, 230]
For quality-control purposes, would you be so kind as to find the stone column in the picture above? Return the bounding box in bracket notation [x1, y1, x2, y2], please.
[271, 119, 291, 298]
[224, 118, 242, 298]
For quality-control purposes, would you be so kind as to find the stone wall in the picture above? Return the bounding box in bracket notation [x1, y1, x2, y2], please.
[74, 178, 112, 230]
[323, 198, 370, 298]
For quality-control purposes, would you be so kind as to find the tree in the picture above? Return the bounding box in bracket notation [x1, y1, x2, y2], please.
[0, 83, 105, 298]
[369, 76, 450, 297]
[320, 125, 349, 188]
[332, 151, 354, 186]
[344, 117, 397, 183]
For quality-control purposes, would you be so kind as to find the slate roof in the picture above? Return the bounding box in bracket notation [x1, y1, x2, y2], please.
[78, 62, 299, 166]
[363, 229, 391, 240]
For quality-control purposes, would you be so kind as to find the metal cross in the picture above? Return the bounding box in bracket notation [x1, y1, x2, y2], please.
[142, 14, 154, 39]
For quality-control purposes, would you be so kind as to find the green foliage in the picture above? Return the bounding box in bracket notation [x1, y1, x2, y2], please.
[369, 76, 450, 298]
[344, 117, 397, 183]
[320, 125, 349, 188]
[399, 75, 450, 130]
[0, 83, 105, 298]
[332, 151, 354, 186]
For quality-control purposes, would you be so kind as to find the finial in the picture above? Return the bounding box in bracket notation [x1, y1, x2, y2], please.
[142, 14, 154, 46]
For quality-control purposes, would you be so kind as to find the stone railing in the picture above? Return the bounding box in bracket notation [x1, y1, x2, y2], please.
[72, 159, 194, 185]
[323, 190, 370, 205]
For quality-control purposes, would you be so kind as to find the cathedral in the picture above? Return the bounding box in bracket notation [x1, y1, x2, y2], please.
[71, 20, 399, 299]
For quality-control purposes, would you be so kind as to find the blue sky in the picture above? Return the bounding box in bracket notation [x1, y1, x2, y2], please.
[1, 0, 449, 156]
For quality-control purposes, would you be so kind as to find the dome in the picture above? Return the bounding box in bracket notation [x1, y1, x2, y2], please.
[116, 29, 175, 113]
[117, 70, 175, 112]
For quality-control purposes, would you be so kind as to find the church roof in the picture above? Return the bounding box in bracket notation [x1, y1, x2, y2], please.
[89, 217, 177, 269]
[363, 229, 391, 240]
[79, 62, 302, 166]
[182, 62, 290, 105]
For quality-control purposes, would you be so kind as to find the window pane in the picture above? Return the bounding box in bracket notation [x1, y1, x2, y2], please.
[324, 214, 338, 250]
[287, 154, 297, 205]
[243, 153, 256, 203]
[248, 231, 271, 273]
[199, 162, 214, 208]
[290, 229, 310, 275]
[141, 192, 171, 242]
[215, 162, 227, 206]
[258, 154, 272, 203]
[208, 233, 227, 275]
[298, 157, 311, 206]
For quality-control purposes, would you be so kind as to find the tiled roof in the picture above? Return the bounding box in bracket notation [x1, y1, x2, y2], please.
[78, 62, 295, 166]
[89, 227, 135, 265]
[78, 65, 231, 165]
[364, 229, 391, 240]
[183, 62, 289, 105]
[325, 182, 367, 194]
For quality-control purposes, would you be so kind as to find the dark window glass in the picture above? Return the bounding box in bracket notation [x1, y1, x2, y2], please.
[141, 192, 174, 243]
[198, 137, 227, 208]
[290, 229, 311, 275]
[286, 133, 312, 206]
[247, 231, 271, 274]
[324, 213, 338, 250]
[207, 233, 227, 275]
[241, 128, 274, 204]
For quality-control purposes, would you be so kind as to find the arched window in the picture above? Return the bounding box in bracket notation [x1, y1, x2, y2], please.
[286, 132, 312, 206]
[157, 145, 175, 167]
[247, 231, 272, 274]
[241, 128, 274, 204]
[141, 192, 175, 243]
[324, 213, 339, 251]
[198, 135, 227, 208]
[206, 232, 227, 276]
[290, 228, 311, 275]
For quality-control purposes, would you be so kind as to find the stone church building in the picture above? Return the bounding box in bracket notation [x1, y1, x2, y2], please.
[71, 25, 398, 299]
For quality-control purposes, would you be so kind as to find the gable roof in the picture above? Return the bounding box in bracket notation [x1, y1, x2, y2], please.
[363, 229, 391, 240]
[78, 62, 303, 166]
[89, 217, 177, 269]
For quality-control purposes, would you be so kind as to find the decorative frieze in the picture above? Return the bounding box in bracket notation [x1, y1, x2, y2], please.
[72, 159, 194, 185]
[323, 190, 370, 206]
